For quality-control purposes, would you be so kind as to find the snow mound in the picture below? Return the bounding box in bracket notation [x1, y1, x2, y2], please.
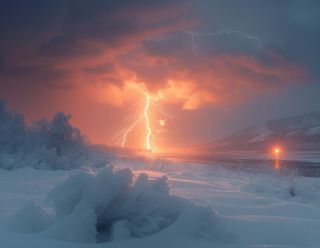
[8, 166, 232, 244]
[7, 201, 54, 233]
[46, 202, 97, 242]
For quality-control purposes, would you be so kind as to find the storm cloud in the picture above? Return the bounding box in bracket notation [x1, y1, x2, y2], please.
[0, 0, 319, 146]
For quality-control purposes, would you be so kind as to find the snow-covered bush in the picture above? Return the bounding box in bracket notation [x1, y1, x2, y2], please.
[9, 166, 232, 243]
[44, 112, 86, 156]
[0, 100, 108, 170]
[0, 101, 26, 154]
[47, 166, 181, 240]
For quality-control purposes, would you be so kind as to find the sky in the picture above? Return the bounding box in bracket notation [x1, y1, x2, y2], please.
[0, 0, 319, 151]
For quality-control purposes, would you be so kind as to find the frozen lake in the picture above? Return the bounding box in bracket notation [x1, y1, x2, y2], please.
[153, 151, 320, 177]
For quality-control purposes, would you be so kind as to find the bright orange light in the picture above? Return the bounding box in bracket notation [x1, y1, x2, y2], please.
[272, 147, 282, 169]
[272, 147, 282, 156]
[159, 119, 166, 127]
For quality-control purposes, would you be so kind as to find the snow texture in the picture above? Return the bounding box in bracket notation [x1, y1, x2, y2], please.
[7, 166, 230, 244]
[1, 159, 320, 248]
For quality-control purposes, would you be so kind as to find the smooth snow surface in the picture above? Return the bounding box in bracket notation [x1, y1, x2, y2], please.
[1, 158, 320, 248]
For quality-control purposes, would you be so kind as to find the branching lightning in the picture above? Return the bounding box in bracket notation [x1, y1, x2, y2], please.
[117, 91, 172, 151]
[143, 94, 152, 150]
[116, 93, 159, 151]
[116, 26, 261, 150]
[120, 115, 144, 148]
[185, 29, 262, 55]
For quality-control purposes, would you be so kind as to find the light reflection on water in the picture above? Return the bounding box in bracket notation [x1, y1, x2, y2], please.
[273, 159, 281, 170]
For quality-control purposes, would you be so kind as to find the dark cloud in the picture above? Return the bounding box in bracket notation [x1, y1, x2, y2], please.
[39, 0, 188, 58]
[0, 0, 188, 89]
[38, 35, 102, 58]
[0, 64, 73, 90]
[0, 0, 319, 146]
[191, 0, 320, 79]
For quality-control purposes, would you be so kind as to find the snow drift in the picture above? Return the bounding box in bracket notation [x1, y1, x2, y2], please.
[7, 200, 54, 233]
[8, 166, 232, 244]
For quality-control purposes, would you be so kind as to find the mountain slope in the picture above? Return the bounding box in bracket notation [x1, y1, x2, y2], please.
[208, 111, 320, 151]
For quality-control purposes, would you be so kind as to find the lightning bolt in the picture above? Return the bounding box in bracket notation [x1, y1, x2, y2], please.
[144, 94, 152, 150]
[118, 93, 153, 151]
[117, 91, 173, 151]
[117, 29, 260, 149]
[185, 29, 262, 56]
[120, 115, 144, 147]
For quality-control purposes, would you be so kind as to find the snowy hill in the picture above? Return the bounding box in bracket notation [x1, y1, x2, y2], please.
[208, 111, 320, 151]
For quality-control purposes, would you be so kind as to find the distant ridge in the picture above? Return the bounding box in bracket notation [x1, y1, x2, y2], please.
[206, 111, 320, 151]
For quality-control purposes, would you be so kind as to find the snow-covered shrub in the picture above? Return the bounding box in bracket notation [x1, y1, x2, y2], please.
[0, 100, 108, 170]
[0, 101, 26, 154]
[48, 167, 231, 242]
[9, 166, 231, 244]
[279, 176, 320, 203]
[47, 166, 179, 239]
[242, 171, 320, 206]
[44, 112, 86, 156]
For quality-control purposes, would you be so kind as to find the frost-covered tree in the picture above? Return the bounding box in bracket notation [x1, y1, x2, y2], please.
[45, 112, 86, 156]
[0, 100, 100, 170]
[24, 119, 50, 153]
[0, 101, 26, 154]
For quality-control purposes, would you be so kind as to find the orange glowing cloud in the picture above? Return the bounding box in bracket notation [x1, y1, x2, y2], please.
[106, 51, 308, 110]
[75, 49, 307, 113]
[93, 82, 148, 107]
